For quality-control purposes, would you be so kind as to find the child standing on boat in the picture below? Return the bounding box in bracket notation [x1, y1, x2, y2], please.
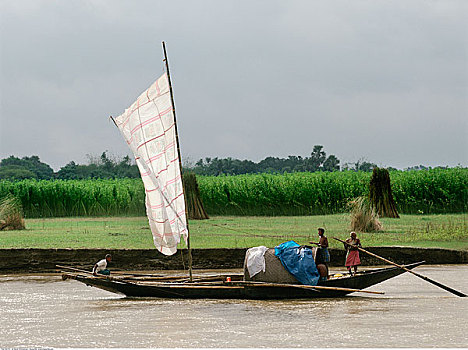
[310, 228, 330, 279]
[310, 228, 330, 265]
[344, 232, 361, 275]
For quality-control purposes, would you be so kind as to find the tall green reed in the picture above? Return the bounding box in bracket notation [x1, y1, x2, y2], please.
[0, 168, 466, 218]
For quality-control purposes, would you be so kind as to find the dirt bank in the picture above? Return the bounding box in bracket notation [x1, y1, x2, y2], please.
[0, 247, 467, 273]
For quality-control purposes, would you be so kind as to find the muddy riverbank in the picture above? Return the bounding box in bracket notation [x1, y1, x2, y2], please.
[0, 247, 466, 273]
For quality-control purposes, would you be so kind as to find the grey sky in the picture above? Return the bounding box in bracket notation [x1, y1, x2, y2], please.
[1, 0, 467, 170]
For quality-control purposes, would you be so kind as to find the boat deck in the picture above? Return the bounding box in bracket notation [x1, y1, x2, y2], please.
[61, 262, 425, 299]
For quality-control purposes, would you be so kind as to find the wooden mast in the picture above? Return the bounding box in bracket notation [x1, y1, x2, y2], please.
[162, 41, 193, 282]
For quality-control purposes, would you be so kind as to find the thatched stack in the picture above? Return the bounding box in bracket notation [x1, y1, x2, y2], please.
[183, 171, 209, 220]
[0, 195, 25, 231]
[369, 167, 400, 218]
[349, 196, 383, 232]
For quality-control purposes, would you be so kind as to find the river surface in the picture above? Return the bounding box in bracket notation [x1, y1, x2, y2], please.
[1, 265, 467, 348]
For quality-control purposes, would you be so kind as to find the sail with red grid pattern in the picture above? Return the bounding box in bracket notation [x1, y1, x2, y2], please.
[114, 73, 187, 255]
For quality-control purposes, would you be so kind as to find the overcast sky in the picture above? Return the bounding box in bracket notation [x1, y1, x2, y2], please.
[1, 0, 467, 170]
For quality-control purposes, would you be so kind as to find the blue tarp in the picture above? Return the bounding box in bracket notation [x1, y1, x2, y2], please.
[274, 240, 320, 286]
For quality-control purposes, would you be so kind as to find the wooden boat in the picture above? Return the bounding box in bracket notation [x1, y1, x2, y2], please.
[62, 43, 465, 299]
[62, 45, 444, 299]
[61, 261, 424, 299]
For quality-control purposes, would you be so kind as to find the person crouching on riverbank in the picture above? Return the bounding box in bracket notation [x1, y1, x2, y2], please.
[93, 254, 112, 276]
[344, 232, 361, 276]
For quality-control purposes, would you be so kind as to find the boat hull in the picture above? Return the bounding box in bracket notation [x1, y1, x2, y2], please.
[63, 262, 424, 299]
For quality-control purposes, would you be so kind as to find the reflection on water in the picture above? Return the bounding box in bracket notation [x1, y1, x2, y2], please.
[1, 265, 467, 348]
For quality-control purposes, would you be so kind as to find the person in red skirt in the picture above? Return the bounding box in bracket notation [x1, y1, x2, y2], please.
[344, 232, 361, 275]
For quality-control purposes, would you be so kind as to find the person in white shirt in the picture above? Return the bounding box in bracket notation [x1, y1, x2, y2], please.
[92, 254, 112, 276]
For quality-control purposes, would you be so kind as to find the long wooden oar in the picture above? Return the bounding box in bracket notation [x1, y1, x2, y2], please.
[56, 264, 94, 275]
[56, 265, 178, 281]
[236, 281, 384, 295]
[56, 265, 130, 283]
[110, 270, 166, 277]
[57, 265, 188, 297]
[333, 237, 467, 297]
[56, 265, 226, 283]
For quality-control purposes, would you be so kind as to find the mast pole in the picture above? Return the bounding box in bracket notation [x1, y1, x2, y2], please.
[162, 41, 193, 282]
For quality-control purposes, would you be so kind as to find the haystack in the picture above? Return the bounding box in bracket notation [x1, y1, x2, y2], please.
[369, 167, 400, 218]
[182, 171, 209, 220]
[0, 195, 25, 231]
[349, 196, 383, 232]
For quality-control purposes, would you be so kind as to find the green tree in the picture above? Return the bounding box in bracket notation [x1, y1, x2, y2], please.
[0, 165, 38, 180]
[323, 155, 340, 172]
[306, 145, 326, 171]
[115, 156, 139, 178]
[355, 159, 377, 172]
[0, 155, 53, 180]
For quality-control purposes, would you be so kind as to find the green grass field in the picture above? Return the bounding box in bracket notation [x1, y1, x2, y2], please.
[1, 214, 466, 250]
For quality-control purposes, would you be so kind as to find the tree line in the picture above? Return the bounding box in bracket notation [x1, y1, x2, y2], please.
[0, 146, 447, 181]
[0, 153, 138, 181]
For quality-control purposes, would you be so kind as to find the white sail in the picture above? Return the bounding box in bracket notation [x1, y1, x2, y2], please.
[114, 73, 187, 255]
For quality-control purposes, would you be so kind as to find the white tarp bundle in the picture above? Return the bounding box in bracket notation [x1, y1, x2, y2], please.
[114, 73, 187, 255]
[245, 246, 269, 278]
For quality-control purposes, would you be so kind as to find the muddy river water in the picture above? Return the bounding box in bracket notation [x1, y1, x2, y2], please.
[1, 265, 467, 348]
